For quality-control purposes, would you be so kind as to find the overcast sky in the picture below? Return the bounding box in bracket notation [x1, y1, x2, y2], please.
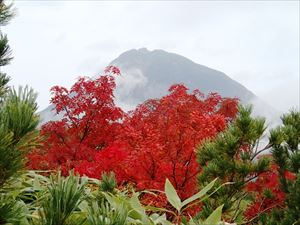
[2, 0, 299, 112]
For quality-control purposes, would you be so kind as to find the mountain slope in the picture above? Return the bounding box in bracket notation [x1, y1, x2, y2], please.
[112, 48, 254, 109]
[39, 48, 280, 124]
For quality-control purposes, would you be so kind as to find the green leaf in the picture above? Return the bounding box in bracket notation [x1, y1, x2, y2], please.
[145, 205, 175, 216]
[182, 178, 217, 207]
[33, 175, 41, 190]
[165, 179, 181, 212]
[78, 200, 89, 212]
[129, 193, 144, 212]
[204, 204, 224, 225]
[150, 213, 173, 225]
[129, 193, 153, 224]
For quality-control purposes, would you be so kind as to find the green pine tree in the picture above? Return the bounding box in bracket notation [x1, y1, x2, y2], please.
[0, 1, 40, 223]
[196, 105, 271, 223]
[263, 110, 300, 225]
[0, 0, 14, 101]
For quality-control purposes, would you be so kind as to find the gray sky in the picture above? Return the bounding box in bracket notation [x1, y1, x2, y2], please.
[3, 0, 299, 112]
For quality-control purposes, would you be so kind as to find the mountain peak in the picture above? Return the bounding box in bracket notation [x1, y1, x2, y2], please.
[110, 48, 255, 102]
[137, 47, 150, 52]
[118, 47, 151, 57]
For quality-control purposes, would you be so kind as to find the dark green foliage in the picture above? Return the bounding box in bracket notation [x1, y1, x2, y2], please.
[0, 34, 12, 67]
[0, 0, 14, 26]
[0, 72, 9, 101]
[37, 171, 87, 225]
[0, 1, 40, 223]
[0, 0, 14, 100]
[266, 110, 300, 225]
[87, 198, 127, 225]
[0, 129, 20, 187]
[0, 87, 39, 186]
[282, 174, 300, 225]
[0, 198, 23, 224]
[0, 34, 11, 102]
[0, 0, 39, 187]
[85, 172, 128, 225]
[196, 105, 271, 222]
[99, 172, 117, 193]
[1, 87, 39, 143]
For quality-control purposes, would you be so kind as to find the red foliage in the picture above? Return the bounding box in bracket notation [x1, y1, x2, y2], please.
[116, 84, 238, 199]
[74, 142, 129, 181]
[245, 164, 296, 220]
[28, 67, 238, 205]
[28, 66, 124, 175]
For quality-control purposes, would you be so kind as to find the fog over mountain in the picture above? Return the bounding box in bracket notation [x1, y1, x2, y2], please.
[39, 48, 280, 125]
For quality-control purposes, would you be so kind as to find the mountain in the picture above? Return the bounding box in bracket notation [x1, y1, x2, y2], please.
[39, 48, 280, 125]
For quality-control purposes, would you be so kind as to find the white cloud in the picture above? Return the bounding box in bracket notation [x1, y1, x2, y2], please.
[114, 68, 149, 111]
